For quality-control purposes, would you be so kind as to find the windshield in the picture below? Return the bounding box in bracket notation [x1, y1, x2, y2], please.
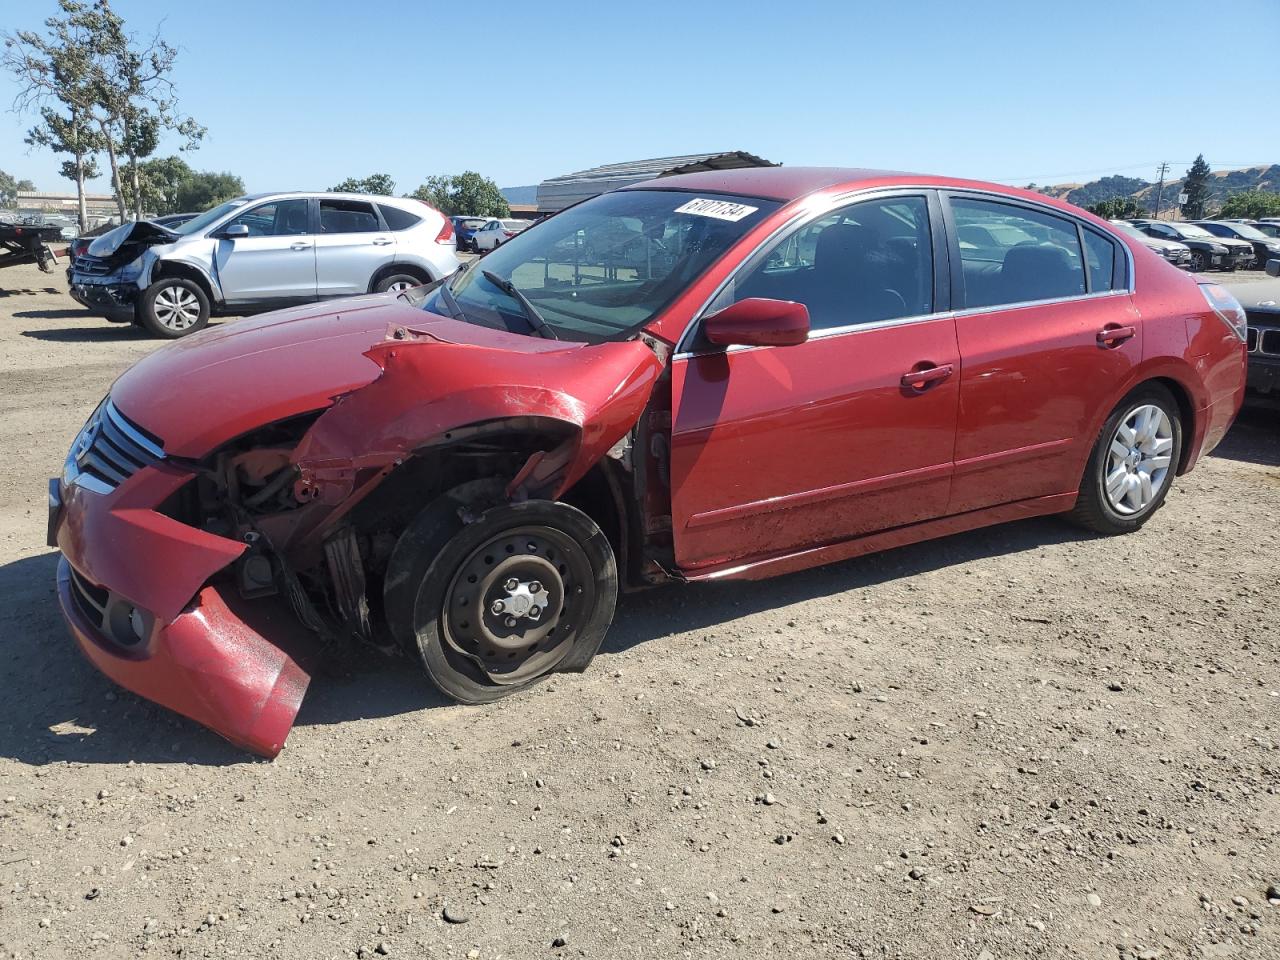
[421, 189, 779, 342]
[1221, 222, 1267, 240]
[1176, 224, 1214, 239]
[1109, 221, 1152, 241]
[173, 198, 248, 236]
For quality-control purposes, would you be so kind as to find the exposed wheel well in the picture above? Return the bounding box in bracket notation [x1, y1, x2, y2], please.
[1150, 377, 1196, 473]
[369, 262, 433, 293]
[150, 261, 217, 304]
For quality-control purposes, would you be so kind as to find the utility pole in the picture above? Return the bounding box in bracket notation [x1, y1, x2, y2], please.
[1152, 162, 1169, 220]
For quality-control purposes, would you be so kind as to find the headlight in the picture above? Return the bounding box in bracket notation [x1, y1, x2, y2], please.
[1210, 244, 1229, 254]
[1198, 283, 1247, 342]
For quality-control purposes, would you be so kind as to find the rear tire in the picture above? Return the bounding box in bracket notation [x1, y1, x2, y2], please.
[1067, 384, 1182, 535]
[384, 490, 618, 704]
[139, 277, 210, 338]
[374, 271, 426, 294]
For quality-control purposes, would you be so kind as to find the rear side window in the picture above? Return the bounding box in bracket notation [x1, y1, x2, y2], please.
[319, 198, 381, 233]
[1083, 228, 1119, 291]
[951, 197, 1085, 309]
[378, 204, 422, 231]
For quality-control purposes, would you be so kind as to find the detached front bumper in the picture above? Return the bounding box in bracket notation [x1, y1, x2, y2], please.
[68, 276, 140, 323]
[51, 465, 313, 757]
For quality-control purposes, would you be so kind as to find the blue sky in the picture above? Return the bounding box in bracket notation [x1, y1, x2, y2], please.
[3, 0, 1278, 196]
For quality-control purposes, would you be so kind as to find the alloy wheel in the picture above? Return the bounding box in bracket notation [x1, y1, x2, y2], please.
[1104, 403, 1175, 515]
[387, 280, 415, 293]
[152, 285, 202, 330]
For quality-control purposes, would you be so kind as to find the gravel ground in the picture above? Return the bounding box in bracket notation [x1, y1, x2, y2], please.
[0, 262, 1277, 960]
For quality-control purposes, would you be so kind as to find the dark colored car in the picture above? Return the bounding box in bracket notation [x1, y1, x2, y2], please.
[1249, 221, 1280, 239]
[1242, 259, 1280, 399]
[50, 167, 1246, 756]
[1128, 219, 1253, 272]
[451, 216, 491, 252]
[1193, 220, 1280, 270]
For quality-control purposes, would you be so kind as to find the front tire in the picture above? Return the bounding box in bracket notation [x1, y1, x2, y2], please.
[139, 277, 210, 338]
[1189, 250, 1207, 272]
[1067, 384, 1182, 535]
[385, 491, 618, 704]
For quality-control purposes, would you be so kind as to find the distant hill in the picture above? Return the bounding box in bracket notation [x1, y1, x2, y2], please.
[1036, 164, 1280, 214]
[501, 185, 538, 205]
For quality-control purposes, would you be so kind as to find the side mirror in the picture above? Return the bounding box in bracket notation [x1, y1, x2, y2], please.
[703, 297, 810, 348]
[1267, 258, 1279, 278]
[221, 223, 250, 239]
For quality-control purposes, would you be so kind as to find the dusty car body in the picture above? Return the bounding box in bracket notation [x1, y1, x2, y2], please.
[51, 168, 1248, 756]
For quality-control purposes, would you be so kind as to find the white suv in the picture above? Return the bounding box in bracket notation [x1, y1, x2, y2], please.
[68, 192, 460, 338]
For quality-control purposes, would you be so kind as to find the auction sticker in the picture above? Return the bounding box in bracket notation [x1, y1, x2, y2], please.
[674, 198, 759, 222]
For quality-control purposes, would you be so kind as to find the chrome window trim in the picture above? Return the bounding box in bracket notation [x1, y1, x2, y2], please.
[672, 184, 1137, 360]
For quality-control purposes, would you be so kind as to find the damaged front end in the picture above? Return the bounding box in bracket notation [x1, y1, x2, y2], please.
[53, 316, 663, 756]
[67, 220, 178, 322]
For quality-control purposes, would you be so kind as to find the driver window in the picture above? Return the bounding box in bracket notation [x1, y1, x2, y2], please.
[224, 199, 310, 237]
[728, 196, 934, 332]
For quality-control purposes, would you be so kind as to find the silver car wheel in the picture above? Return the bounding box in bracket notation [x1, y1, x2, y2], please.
[152, 285, 202, 330]
[1104, 403, 1175, 515]
[387, 280, 415, 293]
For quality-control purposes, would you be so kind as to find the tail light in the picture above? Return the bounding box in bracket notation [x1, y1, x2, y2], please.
[503, 230, 516, 238]
[1198, 282, 1247, 342]
[434, 218, 454, 245]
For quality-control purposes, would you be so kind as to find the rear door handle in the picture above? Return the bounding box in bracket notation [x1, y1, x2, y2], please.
[290, 241, 312, 250]
[900, 363, 954, 392]
[371, 238, 393, 246]
[1097, 324, 1136, 347]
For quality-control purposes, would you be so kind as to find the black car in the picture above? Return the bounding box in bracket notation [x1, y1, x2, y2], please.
[1128, 220, 1253, 272]
[1240, 259, 1280, 402]
[1193, 221, 1280, 271]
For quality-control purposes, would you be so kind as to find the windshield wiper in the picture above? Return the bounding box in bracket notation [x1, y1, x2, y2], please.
[482, 269, 559, 340]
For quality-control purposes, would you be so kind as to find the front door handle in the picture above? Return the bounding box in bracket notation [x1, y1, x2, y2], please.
[290, 241, 312, 251]
[901, 363, 954, 392]
[371, 238, 393, 246]
[1097, 324, 1136, 348]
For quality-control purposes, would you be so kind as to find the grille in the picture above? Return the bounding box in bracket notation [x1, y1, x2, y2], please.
[68, 565, 109, 628]
[72, 255, 113, 276]
[1261, 329, 1280, 357]
[67, 401, 165, 494]
[1247, 327, 1259, 352]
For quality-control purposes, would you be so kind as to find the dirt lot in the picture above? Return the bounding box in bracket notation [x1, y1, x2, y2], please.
[1, 262, 1277, 960]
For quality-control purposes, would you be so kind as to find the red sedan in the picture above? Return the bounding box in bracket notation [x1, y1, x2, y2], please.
[49, 168, 1247, 755]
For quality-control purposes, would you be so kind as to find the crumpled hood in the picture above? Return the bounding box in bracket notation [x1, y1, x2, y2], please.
[109, 295, 596, 459]
[87, 219, 179, 257]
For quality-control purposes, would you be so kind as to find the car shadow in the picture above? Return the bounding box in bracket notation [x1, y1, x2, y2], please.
[13, 308, 97, 321]
[22, 325, 149, 343]
[0, 286, 62, 297]
[1, 515, 1087, 767]
[1209, 407, 1280, 467]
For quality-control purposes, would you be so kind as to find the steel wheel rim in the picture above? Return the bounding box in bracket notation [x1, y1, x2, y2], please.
[441, 525, 593, 686]
[1104, 404, 1174, 515]
[153, 286, 200, 329]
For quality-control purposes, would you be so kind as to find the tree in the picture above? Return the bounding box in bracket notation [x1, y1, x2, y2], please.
[118, 154, 193, 215]
[408, 171, 509, 217]
[1087, 197, 1145, 220]
[0, 169, 37, 207]
[1181, 154, 1211, 220]
[330, 173, 396, 195]
[3, 0, 205, 223]
[1219, 190, 1280, 221]
[174, 171, 244, 212]
[25, 105, 101, 224]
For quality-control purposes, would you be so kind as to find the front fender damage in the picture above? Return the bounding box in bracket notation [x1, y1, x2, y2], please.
[150, 332, 661, 755]
[288, 334, 663, 524]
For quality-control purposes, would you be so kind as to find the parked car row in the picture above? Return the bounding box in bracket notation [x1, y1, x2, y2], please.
[67, 192, 460, 338]
[451, 215, 531, 252]
[1123, 218, 1280, 272]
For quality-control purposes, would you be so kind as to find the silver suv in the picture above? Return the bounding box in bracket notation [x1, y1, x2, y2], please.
[68, 192, 460, 338]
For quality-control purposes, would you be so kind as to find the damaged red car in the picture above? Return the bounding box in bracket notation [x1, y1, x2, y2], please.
[50, 168, 1248, 756]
